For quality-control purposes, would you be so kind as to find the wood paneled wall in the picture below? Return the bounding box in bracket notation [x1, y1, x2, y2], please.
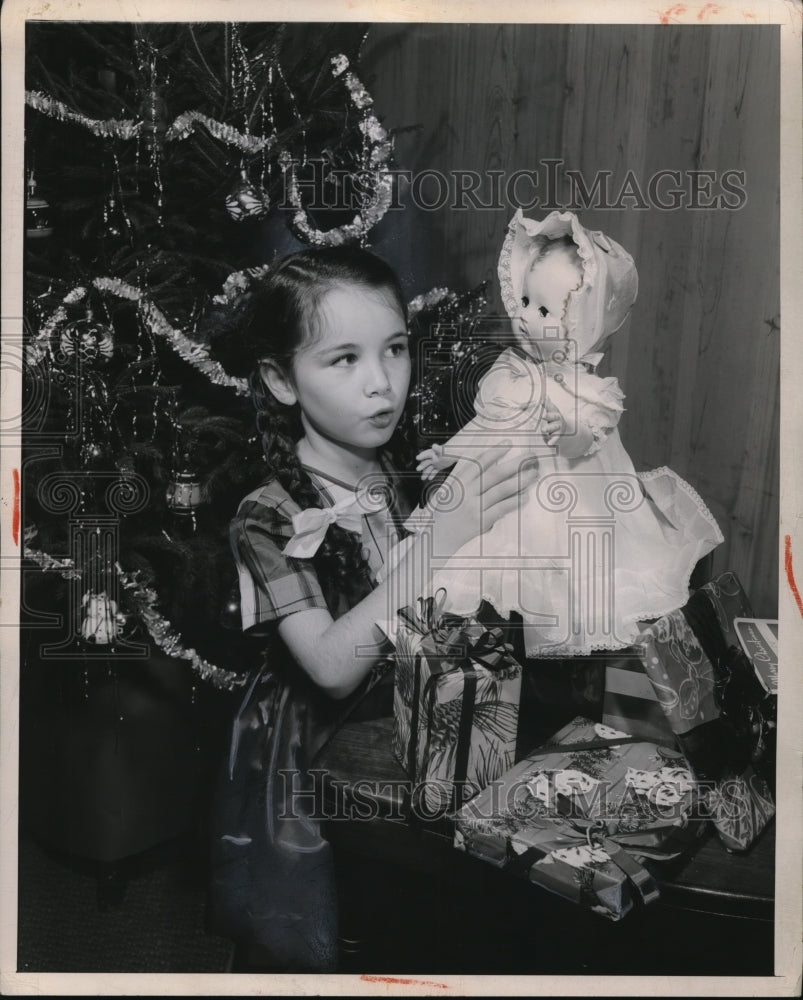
[362, 23, 780, 616]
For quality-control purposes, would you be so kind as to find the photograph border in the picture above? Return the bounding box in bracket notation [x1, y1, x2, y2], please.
[2, 1, 801, 995]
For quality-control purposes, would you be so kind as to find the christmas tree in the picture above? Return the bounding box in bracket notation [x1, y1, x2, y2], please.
[21, 21, 490, 693]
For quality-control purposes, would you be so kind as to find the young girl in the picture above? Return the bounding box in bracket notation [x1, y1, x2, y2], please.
[206, 246, 531, 972]
[417, 209, 724, 657]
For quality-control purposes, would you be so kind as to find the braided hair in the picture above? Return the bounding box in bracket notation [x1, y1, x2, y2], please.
[209, 247, 419, 607]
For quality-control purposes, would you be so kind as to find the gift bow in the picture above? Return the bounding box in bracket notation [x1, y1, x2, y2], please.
[397, 589, 514, 675]
[283, 492, 373, 559]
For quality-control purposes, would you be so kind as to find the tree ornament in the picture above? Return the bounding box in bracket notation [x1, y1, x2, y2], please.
[81, 591, 126, 645]
[225, 169, 270, 221]
[166, 470, 203, 513]
[58, 308, 114, 365]
[139, 88, 168, 150]
[219, 585, 242, 630]
[26, 171, 54, 239]
[101, 193, 127, 243]
[97, 66, 117, 93]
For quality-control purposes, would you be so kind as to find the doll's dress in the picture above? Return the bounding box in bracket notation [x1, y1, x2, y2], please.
[428, 346, 724, 657]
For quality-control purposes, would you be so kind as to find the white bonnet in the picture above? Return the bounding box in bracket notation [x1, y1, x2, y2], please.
[497, 209, 639, 357]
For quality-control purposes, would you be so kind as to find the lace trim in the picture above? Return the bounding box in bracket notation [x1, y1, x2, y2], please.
[497, 213, 520, 317]
[497, 209, 599, 320]
[637, 466, 725, 546]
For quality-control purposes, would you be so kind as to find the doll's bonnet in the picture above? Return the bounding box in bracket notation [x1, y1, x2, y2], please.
[497, 209, 639, 358]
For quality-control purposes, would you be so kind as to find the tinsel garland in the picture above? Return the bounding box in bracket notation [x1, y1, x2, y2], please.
[165, 110, 278, 154]
[31, 279, 251, 395]
[26, 90, 278, 155]
[31, 275, 473, 395]
[407, 287, 451, 318]
[285, 55, 394, 247]
[94, 277, 250, 394]
[26, 90, 142, 139]
[23, 545, 246, 691]
[116, 564, 246, 690]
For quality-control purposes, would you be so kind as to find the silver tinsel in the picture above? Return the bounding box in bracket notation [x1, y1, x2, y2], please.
[23, 545, 246, 690]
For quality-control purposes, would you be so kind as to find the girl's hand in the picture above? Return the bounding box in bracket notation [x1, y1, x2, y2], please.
[542, 401, 565, 446]
[422, 441, 537, 555]
[416, 443, 456, 481]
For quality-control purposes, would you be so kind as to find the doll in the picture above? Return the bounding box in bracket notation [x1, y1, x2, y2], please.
[416, 209, 723, 656]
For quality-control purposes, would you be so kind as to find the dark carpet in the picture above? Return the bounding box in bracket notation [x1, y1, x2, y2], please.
[16, 831, 233, 974]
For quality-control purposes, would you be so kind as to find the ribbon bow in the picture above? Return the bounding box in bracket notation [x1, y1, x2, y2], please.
[398, 588, 515, 677]
[283, 493, 369, 559]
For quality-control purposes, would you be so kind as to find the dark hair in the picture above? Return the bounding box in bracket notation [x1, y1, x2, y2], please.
[209, 246, 418, 607]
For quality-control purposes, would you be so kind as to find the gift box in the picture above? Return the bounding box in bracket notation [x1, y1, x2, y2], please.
[698, 572, 777, 791]
[391, 592, 522, 815]
[638, 590, 775, 852]
[454, 717, 704, 920]
[701, 570, 754, 650]
[602, 653, 678, 748]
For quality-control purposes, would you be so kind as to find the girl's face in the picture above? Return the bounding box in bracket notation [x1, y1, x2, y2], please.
[518, 248, 582, 353]
[277, 285, 411, 459]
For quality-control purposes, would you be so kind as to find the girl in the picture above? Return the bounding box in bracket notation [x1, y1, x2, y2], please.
[417, 209, 724, 657]
[206, 246, 531, 972]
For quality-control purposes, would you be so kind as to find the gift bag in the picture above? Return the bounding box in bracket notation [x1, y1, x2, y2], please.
[391, 592, 522, 815]
[638, 595, 775, 852]
[454, 717, 703, 920]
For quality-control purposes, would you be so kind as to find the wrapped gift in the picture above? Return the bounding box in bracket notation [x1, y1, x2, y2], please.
[602, 653, 678, 747]
[391, 591, 522, 815]
[454, 717, 704, 920]
[698, 572, 776, 790]
[701, 570, 754, 650]
[638, 600, 775, 851]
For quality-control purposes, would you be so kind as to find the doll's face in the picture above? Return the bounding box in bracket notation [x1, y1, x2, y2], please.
[517, 247, 582, 353]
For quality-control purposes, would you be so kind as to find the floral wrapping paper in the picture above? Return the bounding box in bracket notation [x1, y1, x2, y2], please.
[637, 587, 775, 852]
[454, 717, 704, 920]
[391, 600, 522, 815]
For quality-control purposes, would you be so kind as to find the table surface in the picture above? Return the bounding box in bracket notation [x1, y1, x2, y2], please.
[314, 715, 775, 923]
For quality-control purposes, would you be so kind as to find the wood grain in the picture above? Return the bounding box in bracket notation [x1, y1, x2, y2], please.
[361, 24, 779, 615]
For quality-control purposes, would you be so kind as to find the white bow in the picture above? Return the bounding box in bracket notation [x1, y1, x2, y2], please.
[283, 493, 369, 559]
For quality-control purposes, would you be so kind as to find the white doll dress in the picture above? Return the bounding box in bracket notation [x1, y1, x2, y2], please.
[427, 347, 724, 656]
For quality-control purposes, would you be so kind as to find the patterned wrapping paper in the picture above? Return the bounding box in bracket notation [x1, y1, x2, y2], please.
[602, 654, 678, 747]
[391, 596, 522, 815]
[454, 717, 704, 920]
[701, 570, 754, 649]
[638, 588, 776, 852]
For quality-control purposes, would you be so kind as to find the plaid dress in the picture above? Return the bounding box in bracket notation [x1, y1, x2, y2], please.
[210, 460, 413, 971]
[232, 463, 411, 629]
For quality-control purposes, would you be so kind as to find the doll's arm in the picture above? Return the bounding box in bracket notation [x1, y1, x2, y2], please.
[416, 418, 501, 481]
[577, 375, 625, 455]
[550, 372, 625, 459]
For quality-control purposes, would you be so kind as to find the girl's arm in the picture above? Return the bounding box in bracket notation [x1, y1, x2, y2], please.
[278, 444, 535, 699]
